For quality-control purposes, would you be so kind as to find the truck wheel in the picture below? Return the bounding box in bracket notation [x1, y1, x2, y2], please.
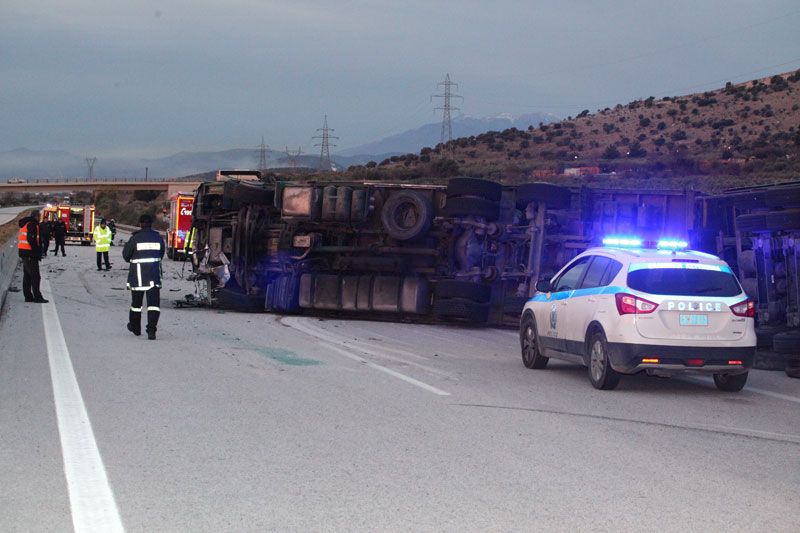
[520, 313, 548, 369]
[713, 372, 748, 392]
[515, 182, 571, 209]
[223, 180, 273, 206]
[446, 177, 502, 202]
[381, 191, 433, 241]
[445, 197, 500, 221]
[735, 213, 768, 233]
[167, 246, 174, 260]
[588, 331, 620, 390]
[432, 298, 489, 323]
[434, 280, 491, 303]
[772, 330, 800, 355]
[767, 209, 800, 231]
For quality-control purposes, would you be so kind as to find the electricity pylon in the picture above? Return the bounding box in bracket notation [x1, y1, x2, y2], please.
[431, 74, 462, 151]
[85, 157, 96, 180]
[313, 115, 339, 171]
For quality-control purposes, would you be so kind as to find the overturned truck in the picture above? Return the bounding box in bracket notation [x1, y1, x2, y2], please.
[187, 175, 695, 325]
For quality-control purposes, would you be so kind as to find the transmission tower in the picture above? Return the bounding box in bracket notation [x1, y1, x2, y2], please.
[284, 146, 303, 172]
[257, 136, 269, 173]
[85, 157, 97, 180]
[431, 74, 462, 149]
[313, 115, 339, 171]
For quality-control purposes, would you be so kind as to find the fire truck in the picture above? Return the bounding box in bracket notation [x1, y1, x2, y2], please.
[166, 192, 195, 260]
[42, 204, 95, 245]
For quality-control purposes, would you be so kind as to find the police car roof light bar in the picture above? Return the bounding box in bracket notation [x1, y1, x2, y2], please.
[602, 236, 643, 248]
[656, 238, 689, 250]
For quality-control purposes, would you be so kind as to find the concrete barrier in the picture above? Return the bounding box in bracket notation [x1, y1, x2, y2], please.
[0, 237, 20, 311]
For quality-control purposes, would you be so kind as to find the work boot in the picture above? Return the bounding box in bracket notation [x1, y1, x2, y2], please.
[33, 297, 49, 303]
[127, 322, 141, 336]
[146, 327, 156, 340]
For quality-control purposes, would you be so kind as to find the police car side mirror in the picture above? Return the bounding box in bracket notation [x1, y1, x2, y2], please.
[535, 279, 551, 293]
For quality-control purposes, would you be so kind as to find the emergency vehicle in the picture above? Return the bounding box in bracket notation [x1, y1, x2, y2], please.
[42, 204, 95, 245]
[520, 237, 756, 391]
[166, 192, 194, 260]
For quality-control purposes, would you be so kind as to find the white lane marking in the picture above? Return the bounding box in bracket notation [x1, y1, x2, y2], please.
[685, 376, 800, 404]
[321, 342, 451, 396]
[40, 279, 124, 532]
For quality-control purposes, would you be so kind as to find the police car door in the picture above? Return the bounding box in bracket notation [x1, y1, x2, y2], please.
[545, 256, 592, 353]
[560, 255, 616, 356]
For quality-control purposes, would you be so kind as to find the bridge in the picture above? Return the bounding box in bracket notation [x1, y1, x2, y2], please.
[0, 178, 202, 197]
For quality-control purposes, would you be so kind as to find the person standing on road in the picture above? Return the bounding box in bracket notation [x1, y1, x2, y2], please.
[53, 219, 67, 256]
[17, 210, 48, 303]
[123, 214, 165, 340]
[108, 219, 117, 246]
[93, 217, 112, 271]
[39, 218, 52, 258]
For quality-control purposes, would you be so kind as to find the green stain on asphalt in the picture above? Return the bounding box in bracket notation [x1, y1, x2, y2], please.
[256, 346, 321, 366]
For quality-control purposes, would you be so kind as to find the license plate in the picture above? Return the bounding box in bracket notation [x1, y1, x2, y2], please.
[679, 314, 708, 326]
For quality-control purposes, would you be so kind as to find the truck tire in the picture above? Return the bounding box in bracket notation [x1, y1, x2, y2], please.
[445, 197, 500, 221]
[515, 182, 572, 209]
[766, 209, 800, 231]
[772, 330, 800, 357]
[446, 177, 502, 202]
[432, 298, 490, 323]
[434, 280, 491, 303]
[223, 180, 273, 206]
[735, 213, 768, 233]
[381, 191, 433, 241]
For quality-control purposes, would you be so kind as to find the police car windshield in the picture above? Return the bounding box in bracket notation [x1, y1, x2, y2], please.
[627, 264, 742, 297]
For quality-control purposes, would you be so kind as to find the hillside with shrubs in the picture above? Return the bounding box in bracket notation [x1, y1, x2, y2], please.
[338, 70, 800, 193]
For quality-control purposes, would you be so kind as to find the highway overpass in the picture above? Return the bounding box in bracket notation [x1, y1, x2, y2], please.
[0, 179, 201, 197]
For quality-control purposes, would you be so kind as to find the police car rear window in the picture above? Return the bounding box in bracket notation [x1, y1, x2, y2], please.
[626, 263, 741, 297]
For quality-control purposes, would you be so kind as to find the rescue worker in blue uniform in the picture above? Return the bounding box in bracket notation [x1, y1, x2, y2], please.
[122, 214, 165, 340]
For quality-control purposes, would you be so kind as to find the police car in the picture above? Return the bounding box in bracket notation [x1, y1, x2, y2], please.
[520, 237, 756, 391]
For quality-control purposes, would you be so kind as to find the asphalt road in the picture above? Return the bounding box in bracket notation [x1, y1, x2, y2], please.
[1, 237, 798, 532]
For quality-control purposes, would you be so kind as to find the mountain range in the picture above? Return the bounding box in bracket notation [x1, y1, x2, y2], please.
[0, 113, 556, 181]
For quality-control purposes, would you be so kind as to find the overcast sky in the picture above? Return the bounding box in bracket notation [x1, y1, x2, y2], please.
[2, 0, 799, 158]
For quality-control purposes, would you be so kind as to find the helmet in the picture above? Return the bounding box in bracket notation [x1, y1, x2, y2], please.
[100, 217, 106, 223]
[110, 219, 115, 223]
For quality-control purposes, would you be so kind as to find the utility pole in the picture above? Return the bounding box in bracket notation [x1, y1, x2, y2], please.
[257, 136, 269, 173]
[431, 74, 462, 153]
[313, 115, 339, 171]
[285, 146, 303, 173]
[85, 157, 96, 181]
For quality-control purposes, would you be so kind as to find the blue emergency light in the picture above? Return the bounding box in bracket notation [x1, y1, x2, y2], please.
[602, 236, 643, 248]
[656, 238, 688, 250]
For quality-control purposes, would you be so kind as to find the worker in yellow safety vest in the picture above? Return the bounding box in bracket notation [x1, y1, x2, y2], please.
[93, 217, 113, 271]
[183, 226, 196, 258]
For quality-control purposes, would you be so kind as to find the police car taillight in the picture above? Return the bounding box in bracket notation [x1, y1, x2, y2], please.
[615, 293, 658, 315]
[730, 298, 755, 317]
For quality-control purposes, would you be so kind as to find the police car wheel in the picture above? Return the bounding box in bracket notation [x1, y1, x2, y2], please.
[713, 371, 748, 392]
[520, 314, 548, 369]
[588, 331, 620, 390]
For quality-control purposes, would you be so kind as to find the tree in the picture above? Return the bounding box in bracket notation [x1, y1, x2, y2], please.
[628, 141, 647, 158]
[602, 145, 621, 159]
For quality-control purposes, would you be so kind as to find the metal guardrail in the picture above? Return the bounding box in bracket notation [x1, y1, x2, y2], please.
[0, 238, 20, 312]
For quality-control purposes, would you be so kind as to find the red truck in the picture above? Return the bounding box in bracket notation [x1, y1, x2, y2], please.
[166, 192, 194, 260]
